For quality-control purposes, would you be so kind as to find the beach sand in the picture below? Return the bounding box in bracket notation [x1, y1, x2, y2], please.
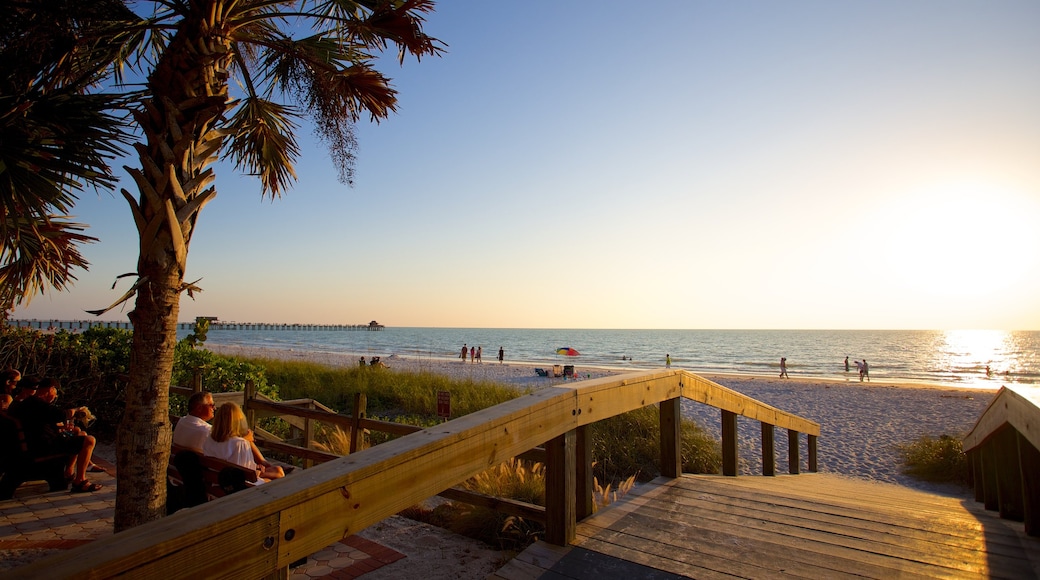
[205, 343, 995, 492]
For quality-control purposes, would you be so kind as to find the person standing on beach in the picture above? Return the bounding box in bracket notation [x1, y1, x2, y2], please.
[498, 346, 504, 364]
[470, 346, 475, 363]
[862, 359, 870, 381]
[844, 356, 849, 373]
[854, 359, 864, 381]
[460, 344, 467, 363]
[779, 357, 789, 378]
[665, 354, 671, 367]
[476, 346, 482, 363]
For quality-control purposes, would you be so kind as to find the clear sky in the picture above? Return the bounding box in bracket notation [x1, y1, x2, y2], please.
[14, 1, 1040, 330]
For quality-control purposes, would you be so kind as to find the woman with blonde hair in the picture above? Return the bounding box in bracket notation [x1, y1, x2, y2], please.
[203, 402, 284, 481]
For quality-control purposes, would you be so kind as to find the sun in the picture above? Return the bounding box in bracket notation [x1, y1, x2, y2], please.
[863, 181, 1040, 299]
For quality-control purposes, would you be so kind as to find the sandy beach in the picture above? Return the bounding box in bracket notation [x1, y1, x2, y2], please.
[205, 343, 996, 492]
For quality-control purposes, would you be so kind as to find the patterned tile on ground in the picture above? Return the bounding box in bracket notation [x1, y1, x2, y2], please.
[0, 456, 117, 572]
[290, 535, 406, 579]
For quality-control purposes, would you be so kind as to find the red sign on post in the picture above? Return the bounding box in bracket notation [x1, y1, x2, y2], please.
[437, 391, 451, 419]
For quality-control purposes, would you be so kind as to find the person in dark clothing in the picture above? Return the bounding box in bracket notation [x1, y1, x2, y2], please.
[11, 380, 102, 492]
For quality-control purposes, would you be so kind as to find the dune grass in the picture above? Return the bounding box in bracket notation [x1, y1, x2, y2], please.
[241, 357, 524, 418]
[897, 434, 969, 484]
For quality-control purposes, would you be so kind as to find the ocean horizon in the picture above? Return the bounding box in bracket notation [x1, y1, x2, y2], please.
[195, 327, 1038, 389]
[12, 321, 1039, 389]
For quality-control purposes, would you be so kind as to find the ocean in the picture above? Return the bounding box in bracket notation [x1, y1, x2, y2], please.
[193, 327, 1039, 389]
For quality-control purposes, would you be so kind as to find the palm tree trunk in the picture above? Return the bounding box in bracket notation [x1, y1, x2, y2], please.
[116, 265, 180, 530]
[114, 4, 231, 530]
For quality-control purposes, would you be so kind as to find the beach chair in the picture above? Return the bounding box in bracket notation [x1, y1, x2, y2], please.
[534, 368, 547, 377]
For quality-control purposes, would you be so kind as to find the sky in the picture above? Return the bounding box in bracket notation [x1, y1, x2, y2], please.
[14, 1, 1040, 330]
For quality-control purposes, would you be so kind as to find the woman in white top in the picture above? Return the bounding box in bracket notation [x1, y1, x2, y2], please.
[203, 402, 284, 481]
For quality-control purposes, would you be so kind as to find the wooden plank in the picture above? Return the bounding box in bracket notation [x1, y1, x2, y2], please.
[591, 482, 1005, 578]
[662, 476, 1035, 577]
[663, 478, 1026, 557]
[673, 476, 1027, 547]
[573, 535, 750, 580]
[578, 516, 916, 580]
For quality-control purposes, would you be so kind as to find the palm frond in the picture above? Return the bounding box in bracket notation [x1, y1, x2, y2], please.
[0, 215, 97, 311]
[222, 97, 301, 198]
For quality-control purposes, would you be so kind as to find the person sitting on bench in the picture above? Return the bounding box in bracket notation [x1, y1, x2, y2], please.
[11, 379, 101, 493]
[203, 402, 284, 482]
[173, 391, 217, 453]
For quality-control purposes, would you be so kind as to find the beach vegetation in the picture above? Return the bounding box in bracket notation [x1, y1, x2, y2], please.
[897, 434, 969, 484]
[0, 325, 132, 437]
[590, 405, 722, 483]
[245, 357, 525, 418]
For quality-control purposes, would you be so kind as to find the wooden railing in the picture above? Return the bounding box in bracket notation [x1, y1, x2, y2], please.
[963, 385, 1040, 536]
[14, 369, 819, 579]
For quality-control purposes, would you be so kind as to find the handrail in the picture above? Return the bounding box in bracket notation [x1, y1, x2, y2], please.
[962, 385, 1040, 535]
[963, 385, 1040, 452]
[12, 370, 819, 579]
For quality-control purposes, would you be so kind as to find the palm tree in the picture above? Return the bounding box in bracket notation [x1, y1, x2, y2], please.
[0, 0, 132, 317]
[84, 1, 441, 530]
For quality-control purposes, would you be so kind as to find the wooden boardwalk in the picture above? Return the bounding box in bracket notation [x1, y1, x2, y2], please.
[493, 473, 1040, 579]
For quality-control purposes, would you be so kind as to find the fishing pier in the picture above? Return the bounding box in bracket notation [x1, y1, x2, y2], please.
[9, 319, 385, 331]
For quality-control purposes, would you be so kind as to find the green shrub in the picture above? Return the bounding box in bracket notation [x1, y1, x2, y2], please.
[590, 405, 721, 485]
[897, 434, 969, 484]
[0, 326, 133, 436]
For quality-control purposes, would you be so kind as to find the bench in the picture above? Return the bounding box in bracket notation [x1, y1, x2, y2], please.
[167, 443, 259, 513]
[0, 412, 70, 499]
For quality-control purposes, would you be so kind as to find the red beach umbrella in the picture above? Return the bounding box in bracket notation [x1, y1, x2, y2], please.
[556, 347, 580, 356]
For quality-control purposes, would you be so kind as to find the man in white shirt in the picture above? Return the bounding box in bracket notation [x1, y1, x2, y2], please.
[172, 391, 280, 472]
[173, 391, 215, 452]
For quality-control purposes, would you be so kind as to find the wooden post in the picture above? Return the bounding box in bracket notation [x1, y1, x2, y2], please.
[788, 429, 800, 475]
[575, 425, 594, 520]
[545, 430, 576, 546]
[808, 434, 818, 472]
[350, 393, 367, 454]
[1018, 433, 1040, 536]
[721, 410, 738, 476]
[994, 427, 1024, 521]
[660, 398, 682, 478]
[303, 401, 314, 469]
[982, 441, 999, 511]
[761, 423, 775, 476]
[970, 450, 984, 503]
[192, 368, 203, 394]
[244, 380, 256, 430]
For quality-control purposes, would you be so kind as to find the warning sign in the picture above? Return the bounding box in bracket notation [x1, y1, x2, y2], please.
[437, 391, 451, 419]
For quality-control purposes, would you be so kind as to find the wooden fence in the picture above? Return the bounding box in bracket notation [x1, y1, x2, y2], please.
[963, 385, 1040, 536]
[15, 369, 819, 579]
